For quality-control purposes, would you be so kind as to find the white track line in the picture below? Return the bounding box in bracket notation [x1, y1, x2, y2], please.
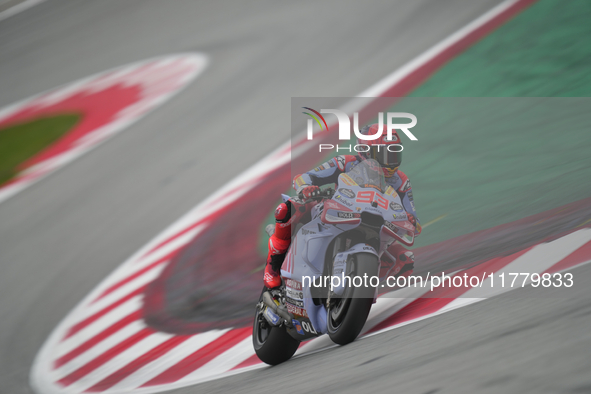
[0, 0, 45, 21]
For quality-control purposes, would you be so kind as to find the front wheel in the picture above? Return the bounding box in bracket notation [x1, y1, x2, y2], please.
[252, 289, 300, 365]
[327, 253, 379, 345]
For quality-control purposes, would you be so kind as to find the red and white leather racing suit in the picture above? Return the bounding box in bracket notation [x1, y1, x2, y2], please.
[264, 155, 421, 289]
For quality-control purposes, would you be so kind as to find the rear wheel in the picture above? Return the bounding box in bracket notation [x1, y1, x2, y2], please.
[327, 253, 378, 345]
[252, 289, 300, 365]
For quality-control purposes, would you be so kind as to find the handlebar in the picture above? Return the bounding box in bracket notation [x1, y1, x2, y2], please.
[298, 188, 334, 203]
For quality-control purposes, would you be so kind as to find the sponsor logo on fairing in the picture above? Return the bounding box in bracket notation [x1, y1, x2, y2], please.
[301, 321, 318, 334]
[338, 188, 355, 198]
[337, 212, 355, 219]
[287, 304, 308, 317]
[286, 287, 304, 300]
[390, 202, 403, 211]
[384, 221, 397, 233]
[334, 195, 353, 207]
[285, 278, 302, 290]
[286, 297, 304, 307]
[292, 319, 305, 335]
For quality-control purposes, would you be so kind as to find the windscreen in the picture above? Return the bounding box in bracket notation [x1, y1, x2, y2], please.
[345, 159, 387, 193]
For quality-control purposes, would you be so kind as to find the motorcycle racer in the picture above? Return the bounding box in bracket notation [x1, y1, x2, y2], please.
[264, 123, 421, 289]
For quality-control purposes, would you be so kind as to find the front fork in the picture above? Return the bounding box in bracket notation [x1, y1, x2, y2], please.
[327, 247, 380, 309]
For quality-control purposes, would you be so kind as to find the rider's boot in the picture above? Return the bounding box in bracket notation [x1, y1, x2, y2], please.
[263, 202, 292, 289]
[263, 249, 287, 289]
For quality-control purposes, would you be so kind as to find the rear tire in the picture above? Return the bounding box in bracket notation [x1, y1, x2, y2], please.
[252, 289, 300, 365]
[327, 253, 378, 345]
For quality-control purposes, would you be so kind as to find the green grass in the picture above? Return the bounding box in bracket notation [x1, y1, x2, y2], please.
[391, 0, 591, 247]
[408, 0, 591, 97]
[0, 114, 81, 185]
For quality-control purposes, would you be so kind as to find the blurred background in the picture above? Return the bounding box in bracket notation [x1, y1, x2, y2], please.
[1, 0, 590, 393]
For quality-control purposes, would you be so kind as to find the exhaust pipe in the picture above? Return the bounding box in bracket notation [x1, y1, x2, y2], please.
[262, 292, 293, 326]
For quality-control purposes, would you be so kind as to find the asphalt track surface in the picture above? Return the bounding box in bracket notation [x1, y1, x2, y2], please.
[187, 263, 591, 394]
[2, 1, 587, 393]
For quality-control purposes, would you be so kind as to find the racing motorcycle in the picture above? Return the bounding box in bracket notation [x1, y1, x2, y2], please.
[252, 159, 416, 365]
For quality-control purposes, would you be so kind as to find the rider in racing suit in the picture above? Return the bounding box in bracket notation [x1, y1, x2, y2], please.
[263, 123, 422, 289]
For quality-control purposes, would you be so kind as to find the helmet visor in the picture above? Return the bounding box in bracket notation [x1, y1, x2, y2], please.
[367, 145, 402, 168]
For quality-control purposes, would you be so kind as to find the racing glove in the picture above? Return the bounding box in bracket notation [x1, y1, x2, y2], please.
[408, 214, 422, 235]
[415, 222, 422, 235]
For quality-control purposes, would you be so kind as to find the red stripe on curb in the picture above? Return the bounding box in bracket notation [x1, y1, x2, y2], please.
[93, 250, 177, 302]
[85, 335, 193, 392]
[55, 310, 143, 368]
[58, 328, 155, 387]
[140, 328, 251, 387]
[65, 286, 146, 339]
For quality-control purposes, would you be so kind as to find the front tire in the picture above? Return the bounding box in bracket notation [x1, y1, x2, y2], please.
[327, 253, 378, 345]
[252, 289, 300, 365]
